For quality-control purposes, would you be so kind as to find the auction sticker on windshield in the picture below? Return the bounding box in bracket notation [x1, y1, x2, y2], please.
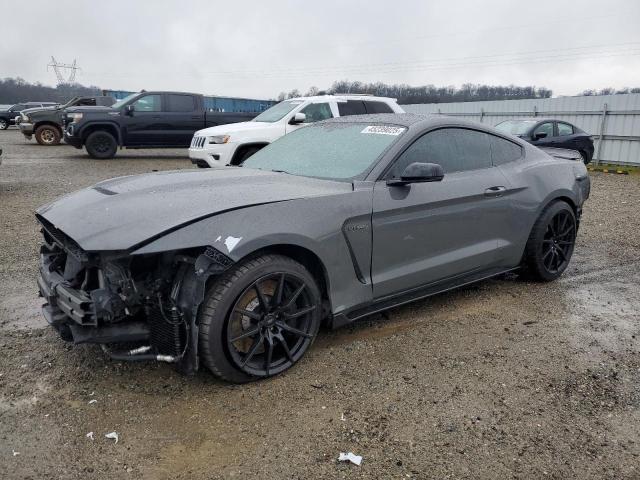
[361, 125, 405, 135]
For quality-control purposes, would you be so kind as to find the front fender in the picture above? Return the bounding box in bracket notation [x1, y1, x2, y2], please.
[131, 192, 374, 315]
[77, 121, 123, 145]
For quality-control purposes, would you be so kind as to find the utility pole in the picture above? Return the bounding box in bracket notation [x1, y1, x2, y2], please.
[47, 57, 80, 84]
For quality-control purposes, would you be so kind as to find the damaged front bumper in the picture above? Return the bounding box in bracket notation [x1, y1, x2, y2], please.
[36, 218, 233, 374]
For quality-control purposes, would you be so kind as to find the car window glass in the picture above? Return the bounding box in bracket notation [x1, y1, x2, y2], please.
[132, 94, 162, 112]
[338, 100, 367, 116]
[389, 128, 492, 177]
[533, 122, 554, 138]
[489, 135, 523, 165]
[167, 94, 196, 112]
[300, 102, 333, 123]
[12, 104, 25, 111]
[557, 123, 574, 136]
[364, 101, 394, 114]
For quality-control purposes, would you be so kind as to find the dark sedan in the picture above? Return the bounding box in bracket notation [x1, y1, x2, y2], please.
[495, 119, 594, 164]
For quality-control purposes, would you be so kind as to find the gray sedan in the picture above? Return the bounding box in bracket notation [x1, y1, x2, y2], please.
[36, 114, 590, 382]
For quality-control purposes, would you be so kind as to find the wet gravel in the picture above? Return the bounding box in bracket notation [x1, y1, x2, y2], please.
[1, 129, 639, 479]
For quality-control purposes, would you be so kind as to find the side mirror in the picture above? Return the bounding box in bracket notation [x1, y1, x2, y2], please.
[533, 131, 547, 140]
[387, 162, 444, 186]
[289, 112, 306, 124]
[125, 105, 135, 116]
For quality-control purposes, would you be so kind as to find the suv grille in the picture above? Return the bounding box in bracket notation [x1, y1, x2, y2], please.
[191, 136, 206, 149]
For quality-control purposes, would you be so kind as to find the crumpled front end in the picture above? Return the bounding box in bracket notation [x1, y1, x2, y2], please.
[36, 216, 233, 373]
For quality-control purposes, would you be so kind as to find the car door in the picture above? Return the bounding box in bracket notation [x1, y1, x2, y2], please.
[371, 127, 513, 299]
[122, 94, 165, 146]
[555, 122, 580, 150]
[163, 93, 202, 146]
[529, 121, 556, 148]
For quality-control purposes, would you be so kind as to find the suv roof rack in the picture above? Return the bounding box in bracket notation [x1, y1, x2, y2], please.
[332, 93, 373, 96]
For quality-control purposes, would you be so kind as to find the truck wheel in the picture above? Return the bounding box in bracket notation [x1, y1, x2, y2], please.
[199, 254, 322, 383]
[35, 125, 62, 146]
[0, 118, 8, 130]
[85, 131, 117, 159]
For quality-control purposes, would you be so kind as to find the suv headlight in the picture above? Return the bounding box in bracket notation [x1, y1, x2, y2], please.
[67, 113, 83, 123]
[209, 135, 230, 144]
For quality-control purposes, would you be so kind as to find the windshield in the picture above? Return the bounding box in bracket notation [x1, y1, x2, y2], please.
[495, 120, 538, 135]
[61, 97, 80, 108]
[242, 123, 406, 180]
[252, 100, 303, 123]
[111, 93, 139, 110]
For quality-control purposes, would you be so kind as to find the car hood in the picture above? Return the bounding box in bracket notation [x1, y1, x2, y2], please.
[65, 105, 116, 114]
[195, 121, 277, 137]
[36, 167, 351, 252]
[22, 105, 61, 115]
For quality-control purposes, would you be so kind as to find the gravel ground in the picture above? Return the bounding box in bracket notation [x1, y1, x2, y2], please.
[1, 129, 639, 479]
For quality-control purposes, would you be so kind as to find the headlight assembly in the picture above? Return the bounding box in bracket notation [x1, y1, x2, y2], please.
[208, 135, 230, 144]
[67, 113, 83, 123]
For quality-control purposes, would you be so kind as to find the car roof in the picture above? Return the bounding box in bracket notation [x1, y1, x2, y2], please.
[287, 94, 398, 103]
[501, 117, 572, 124]
[318, 112, 507, 129]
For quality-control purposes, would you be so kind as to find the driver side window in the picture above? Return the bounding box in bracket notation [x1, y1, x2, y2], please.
[388, 128, 492, 178]
[131, 95, 162, 112]
[300, 103, 333, 123]
[533, 122, 554, 138]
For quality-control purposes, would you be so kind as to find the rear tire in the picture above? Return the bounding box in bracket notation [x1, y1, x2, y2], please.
[85, 131, 117, 159]
[198, 254, 321, 383]
[0, 118, 8, 130]
[35, 125, 62, 146]
[522, 200, 577, 282]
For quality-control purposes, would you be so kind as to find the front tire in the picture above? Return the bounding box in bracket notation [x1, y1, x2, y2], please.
[0, 118, 8, 130]
[522, 200, 577, 282]
[85, 131, 117, 159]
[198, 254, 321, 383]
[35, 125, 62, 145]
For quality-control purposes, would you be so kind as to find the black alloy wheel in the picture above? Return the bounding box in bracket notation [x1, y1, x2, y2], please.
[540, 209, 576, 274]
[198, 254, 322, 383]
[0, 119, 8, 130]
[227, 272, 317, 377]
[523, 200, 577, 281]
[85, 131, 117, 159]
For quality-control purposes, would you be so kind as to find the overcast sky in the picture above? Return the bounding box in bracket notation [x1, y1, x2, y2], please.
[2, 0, 639, 99]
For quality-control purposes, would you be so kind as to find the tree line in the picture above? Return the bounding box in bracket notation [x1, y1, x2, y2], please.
[0, 77, 100, 105]
[2, 76, 640, 107]
[278, 81, 554, 104]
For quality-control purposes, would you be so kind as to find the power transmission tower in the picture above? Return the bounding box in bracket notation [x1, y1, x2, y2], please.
[47, 57, 80, 84]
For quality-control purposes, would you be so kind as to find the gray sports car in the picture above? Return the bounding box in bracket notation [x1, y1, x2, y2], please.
[36, 114, 590, 382]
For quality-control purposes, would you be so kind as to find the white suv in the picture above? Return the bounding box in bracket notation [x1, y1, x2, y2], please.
[189, 95, 404, 168]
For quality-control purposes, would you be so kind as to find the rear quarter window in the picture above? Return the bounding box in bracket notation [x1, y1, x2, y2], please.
[338, 100, 367, 116]
[489, 135, 523, 165]
[364, 101, 394, 114]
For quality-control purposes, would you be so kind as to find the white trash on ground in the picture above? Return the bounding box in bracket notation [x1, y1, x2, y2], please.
[338, 452, 362, 466]
[105, 432, 119, 444]
[86, 432, 94, 440]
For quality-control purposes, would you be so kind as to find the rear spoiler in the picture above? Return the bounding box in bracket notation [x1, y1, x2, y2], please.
[539, 147, 582, 161]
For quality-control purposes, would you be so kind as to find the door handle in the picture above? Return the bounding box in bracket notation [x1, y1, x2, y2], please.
[484, 186, 506, 197]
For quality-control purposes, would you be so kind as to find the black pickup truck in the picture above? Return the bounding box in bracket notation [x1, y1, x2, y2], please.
[64, 91, 256, 159]
[19, 96, 115, 145]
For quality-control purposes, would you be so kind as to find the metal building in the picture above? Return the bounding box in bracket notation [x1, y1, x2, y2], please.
[102, 90, 276, 113]
[403, 93, 640, 166]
